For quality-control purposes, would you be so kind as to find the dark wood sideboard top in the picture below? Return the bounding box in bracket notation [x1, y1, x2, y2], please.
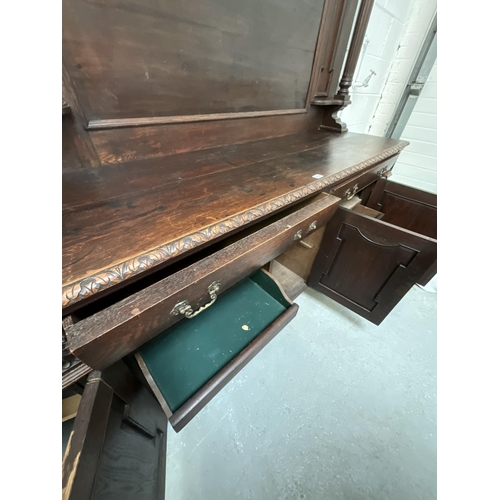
[62, 131, 408, 310]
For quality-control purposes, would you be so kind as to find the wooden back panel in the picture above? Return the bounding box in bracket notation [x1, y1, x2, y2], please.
[63, 0, 325, 126]
[63, 0, 359, 170]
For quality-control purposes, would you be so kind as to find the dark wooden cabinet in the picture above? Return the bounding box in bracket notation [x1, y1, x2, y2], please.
[135, 269, 299, 432]
[308, 180, 437, 324]
[62, 362, 167, 500]
[62, 0, 434, 497]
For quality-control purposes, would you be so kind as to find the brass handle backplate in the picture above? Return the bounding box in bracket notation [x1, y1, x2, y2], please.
[378, 167, 391, 179]
[345, 183, 359, 200]
[171, 281, 221, 319]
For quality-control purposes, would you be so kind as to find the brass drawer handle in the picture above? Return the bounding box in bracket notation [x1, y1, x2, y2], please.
[171, 281, 221, 319]
[378, 167, 390, 178]
[345, 183, 359, 200]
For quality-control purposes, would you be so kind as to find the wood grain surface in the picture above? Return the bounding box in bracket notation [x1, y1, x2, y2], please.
[65, 193, 340, 370]
[62, 132, 408, 309]
[63, 0, 324, 122]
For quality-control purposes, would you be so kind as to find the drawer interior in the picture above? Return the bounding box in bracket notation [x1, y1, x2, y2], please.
[365, 180, 437, 239]
[271, 179, 437, 292]
[352, 204, 384, 219]
[64, 191, 338, 373]
[136, 269, 296, 428]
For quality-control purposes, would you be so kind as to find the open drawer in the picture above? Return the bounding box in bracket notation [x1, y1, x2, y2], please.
[135, 269, 298, 432]
[328, 155, 397, 201]
[308, 180, 437, 325]
[64, 192, 339, 373]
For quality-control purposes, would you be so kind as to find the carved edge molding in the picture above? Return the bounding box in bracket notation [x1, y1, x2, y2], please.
[62, 360, 93, 389]
[62, 142, 409, 308]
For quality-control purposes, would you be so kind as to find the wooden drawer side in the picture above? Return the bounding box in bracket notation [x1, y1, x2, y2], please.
[136, 269, 298, 432]
[66, 193, 340, 370]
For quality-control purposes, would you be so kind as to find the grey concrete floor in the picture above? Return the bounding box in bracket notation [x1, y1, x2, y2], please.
[165, 286, 436, 500]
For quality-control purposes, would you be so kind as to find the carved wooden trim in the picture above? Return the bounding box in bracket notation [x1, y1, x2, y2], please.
[62, 142, 409, 308]
[62, 360, 93, 389]
[87, 109, 307, 130]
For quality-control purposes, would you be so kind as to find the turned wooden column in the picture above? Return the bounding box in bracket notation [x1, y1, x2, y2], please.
[316, 0, 375, 133]
[336, 0, 375, 101]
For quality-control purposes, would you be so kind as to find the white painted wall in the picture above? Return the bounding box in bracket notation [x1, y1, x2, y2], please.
[391, 60, 437, 193]
[369, 0, 437, 137]
[338, 1, 438, 291]
[340, 0, 436, 133]
[338, 0, 438, 193]
[339, 0, 415, 133]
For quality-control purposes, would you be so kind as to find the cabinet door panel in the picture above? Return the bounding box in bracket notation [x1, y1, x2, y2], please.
[62, 362, 167, 500]
[366, 181, 437, 239]
[308, 207, 437, 325]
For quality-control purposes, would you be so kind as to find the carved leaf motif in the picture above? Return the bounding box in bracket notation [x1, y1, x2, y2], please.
[62, 143, 409, 308]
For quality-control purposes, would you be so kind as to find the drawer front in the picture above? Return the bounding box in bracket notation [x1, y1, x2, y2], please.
[66, 193, 340, 370]
[329, 156, 398, 201]
[136, 269, 298, 432]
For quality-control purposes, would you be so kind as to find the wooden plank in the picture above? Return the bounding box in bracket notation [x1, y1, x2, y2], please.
[63, 0, 324, 122]
[274, 227, 326, 282]
[66, 194, 340, 370]
[367, 181, 437, 239]
[352, 204, 384, 219]
[62, 132, 408, 309]
[268, 261, 308, 301]
[62, 363, 168, 500]
[308, 207, 437, 325]
[62, 394, 82, 422]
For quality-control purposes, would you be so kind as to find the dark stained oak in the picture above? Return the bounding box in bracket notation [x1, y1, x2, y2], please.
[63, 0, 325, 123]
[65, 193, 340, 370]
[328, 155, 397, 200]
[308, 206, 437, 325]
[274, 227, 326, 282]
[89, 108, 324, 165]
[62, 132, 408, 309]
[58, 1, 430, 496]
[62, 360, 92, 390]
[352, 204, 384, 219]
[366, 180, 437, 239]
[62, 362, 167, 500]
